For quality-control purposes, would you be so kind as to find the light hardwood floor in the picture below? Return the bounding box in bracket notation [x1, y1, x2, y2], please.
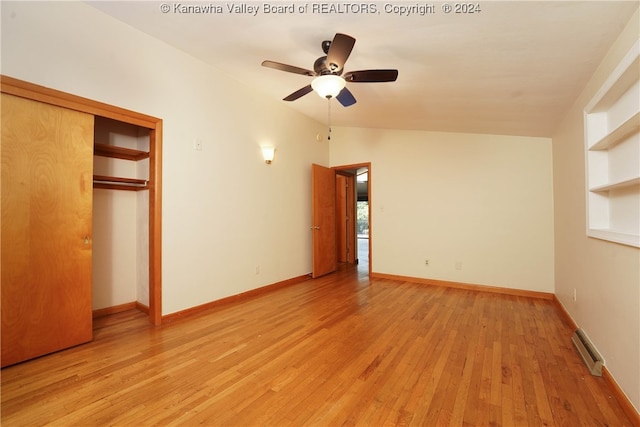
[1, 265, 634, 426]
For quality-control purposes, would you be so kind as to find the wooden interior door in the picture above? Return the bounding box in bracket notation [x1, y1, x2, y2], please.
[311, 164, 336, 278]
[336, 174, 348, 263]
[336, 173, 356, 264]
[1, 93, 94, 367]
[345, 174, 356, 264]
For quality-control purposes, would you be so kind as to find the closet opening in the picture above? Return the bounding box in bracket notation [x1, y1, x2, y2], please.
[92, 117, 152, 319]
[1, 75, 163, 327]
[1, 76, 163, 365]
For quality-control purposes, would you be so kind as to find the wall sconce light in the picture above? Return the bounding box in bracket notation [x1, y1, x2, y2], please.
[262, 146, 275, 164]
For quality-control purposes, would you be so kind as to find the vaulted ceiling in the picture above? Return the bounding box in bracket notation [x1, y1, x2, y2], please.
[89, 1, 637, 137]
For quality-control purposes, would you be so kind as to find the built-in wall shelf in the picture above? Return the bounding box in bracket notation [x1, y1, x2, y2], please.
[589, 178, 640, 194]
[588, 111, 640, 151]
[589, 177, 640, 193]
[94, 143, 149, 161]
[93, 175, 148, 191]
[584, 39, 640, 247]
[588, 229, 640, 248]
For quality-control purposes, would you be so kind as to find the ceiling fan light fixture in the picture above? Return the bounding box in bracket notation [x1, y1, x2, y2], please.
[311, 75, 345, 99]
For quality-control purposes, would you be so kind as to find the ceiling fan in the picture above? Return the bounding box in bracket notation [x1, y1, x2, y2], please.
[261, 33, 398, 107]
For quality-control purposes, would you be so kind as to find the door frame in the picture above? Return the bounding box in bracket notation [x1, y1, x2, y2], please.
[333, 162, 372, 276]
[1, 76, 163, 325]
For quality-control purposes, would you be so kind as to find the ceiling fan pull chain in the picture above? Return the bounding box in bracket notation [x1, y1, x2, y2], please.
[328, 98, 332, 141]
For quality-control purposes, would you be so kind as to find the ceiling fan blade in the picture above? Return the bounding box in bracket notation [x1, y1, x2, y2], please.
[283, 85, 313, 101]
[262, 60, 315, 76]
[336, 87, 356, 107]
[326, 33, 356, 72]
[344, 69, 399, 83]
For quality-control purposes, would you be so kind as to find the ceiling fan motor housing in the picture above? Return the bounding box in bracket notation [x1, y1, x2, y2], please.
[314, 56, 342, 75]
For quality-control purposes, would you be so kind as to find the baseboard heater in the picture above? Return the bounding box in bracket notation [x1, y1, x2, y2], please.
[571, 328, 603, 376]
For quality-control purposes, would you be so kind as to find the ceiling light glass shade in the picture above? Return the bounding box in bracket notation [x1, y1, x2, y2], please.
[311, 75, 346, 99]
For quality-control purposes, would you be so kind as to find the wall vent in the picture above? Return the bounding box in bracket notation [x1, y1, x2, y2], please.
[571, 328, 603, 376]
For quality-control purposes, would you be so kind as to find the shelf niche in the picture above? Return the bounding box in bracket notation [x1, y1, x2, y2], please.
[584, 39, 640, 248]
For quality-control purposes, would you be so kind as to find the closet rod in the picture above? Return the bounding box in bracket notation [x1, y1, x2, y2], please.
[93, 175, 148, 191]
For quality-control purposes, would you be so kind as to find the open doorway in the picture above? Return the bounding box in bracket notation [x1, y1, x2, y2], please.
[311, 162, 371, 278]
[333, 163, 371, 275]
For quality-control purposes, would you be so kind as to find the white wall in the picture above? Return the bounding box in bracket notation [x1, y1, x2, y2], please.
[330, 127, 555, 293]
[1, 1, 329, 315]
[552, 8, 640, 411]
[92, 189, 138, 310]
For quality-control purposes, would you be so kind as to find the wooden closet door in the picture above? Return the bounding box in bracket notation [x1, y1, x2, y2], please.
[1, 93, 94, 367]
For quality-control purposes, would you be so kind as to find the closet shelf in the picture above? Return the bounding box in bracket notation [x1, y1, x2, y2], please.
[94, 143, 149, 161]
[93, 175, 148, 191]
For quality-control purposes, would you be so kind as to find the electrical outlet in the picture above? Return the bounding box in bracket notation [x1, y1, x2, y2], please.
[455, 261, 463, 270]
[255, 265, 260, 275]
[194, 138, 203, 151]
[573, 288, 577, 302]
[424, 259, 429, 266]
